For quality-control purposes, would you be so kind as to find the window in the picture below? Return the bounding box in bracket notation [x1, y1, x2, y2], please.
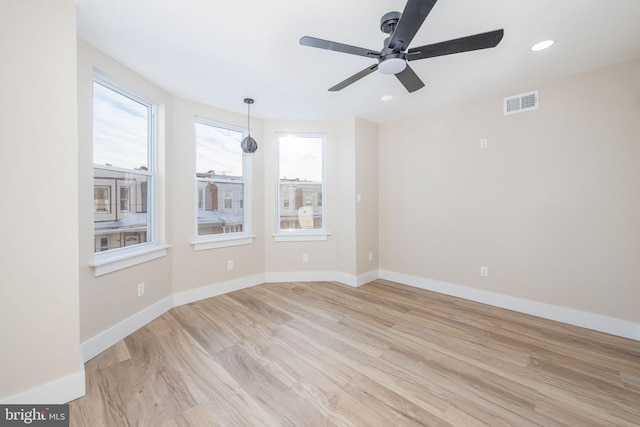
[94, 186, 110, 213]
[119, 186, 130, 212]
[95, 237, 109, 252]
[194, 118, 251, 242]
[224, 190, 233, 210]
[92, 76, 155, 255]
[276, 134, 325, 235]
[198, 188, 205, 211]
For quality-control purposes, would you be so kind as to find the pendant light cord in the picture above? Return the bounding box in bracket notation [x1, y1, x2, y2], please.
[244, 98, 254, 135]
[247, 102, 251, 135]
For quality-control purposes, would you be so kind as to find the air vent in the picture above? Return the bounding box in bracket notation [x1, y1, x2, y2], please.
[504, 90, 538, 115]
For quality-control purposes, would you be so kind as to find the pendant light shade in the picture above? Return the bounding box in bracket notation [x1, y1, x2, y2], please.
[241, 135, 257, 154]
[240, 98, 258, 153]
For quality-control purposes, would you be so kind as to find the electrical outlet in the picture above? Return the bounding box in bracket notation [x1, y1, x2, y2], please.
[480, 266, 489, 277]
[368, 252, 373, 262]
[302, 254, 309, 263]
[480, 138, 488, 149]
[227, 260, 234, 270]
[137, 283, 145, 297]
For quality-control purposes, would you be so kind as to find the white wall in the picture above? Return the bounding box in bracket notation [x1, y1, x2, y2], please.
[333, 116, 380, 284]
[0, 0, 84, 402]
[379, 58, 640, 325]
[170, 97, 266, 295]
[263, 120, 340, 278]
[76, 40, 174, 343]
[335, 118, 358, 279]
[355, 117, 379, 278]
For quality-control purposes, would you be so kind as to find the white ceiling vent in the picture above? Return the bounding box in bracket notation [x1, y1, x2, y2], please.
[504, 90, 538, 115]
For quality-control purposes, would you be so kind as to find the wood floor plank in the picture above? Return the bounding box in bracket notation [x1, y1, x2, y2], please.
[200, 392, 279, 427]
[70, 280, 640, 426]
[278, 319, 453, 418]
[443, 405, 489, 427]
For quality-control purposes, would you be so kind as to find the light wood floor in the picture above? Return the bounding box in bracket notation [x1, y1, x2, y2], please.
[69, 280, 640, 426]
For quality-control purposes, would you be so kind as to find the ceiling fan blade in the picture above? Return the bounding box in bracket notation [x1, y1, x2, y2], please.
[329, 64, 378, 91]
[395, 64, 425, 93]
[387, 0, 438, 51]
[407, 29, 504, 61]
[300, 36, 381, 58]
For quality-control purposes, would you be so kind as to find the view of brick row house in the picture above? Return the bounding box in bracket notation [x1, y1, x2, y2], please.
[93, 167, 149, 252]
[95, 170, 323, 252]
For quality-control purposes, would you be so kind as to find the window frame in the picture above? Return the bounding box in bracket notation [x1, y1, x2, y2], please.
[191, 117, 255, 250]
[89, 73, 168, 276]
[274, 132, 328, 241]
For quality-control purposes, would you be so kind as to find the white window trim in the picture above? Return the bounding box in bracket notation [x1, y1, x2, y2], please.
[191, 234, 257, 251]
[274, 133, 327, 241]
[89, 244, 171, 277]
[273, 232, 330, 242]
[193, 117, 254, 250]
[91, 73, 162, 273]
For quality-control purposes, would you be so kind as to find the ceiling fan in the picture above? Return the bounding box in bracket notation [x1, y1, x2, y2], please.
[299, 0, 504, 93]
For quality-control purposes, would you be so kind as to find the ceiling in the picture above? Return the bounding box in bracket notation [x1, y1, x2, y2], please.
[76, 0, 640, 124]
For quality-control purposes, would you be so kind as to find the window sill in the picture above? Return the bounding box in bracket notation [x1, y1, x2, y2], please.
[191, 234, 256, 251]
[273, 232, 330, 242]
[89, 244, 171, 277]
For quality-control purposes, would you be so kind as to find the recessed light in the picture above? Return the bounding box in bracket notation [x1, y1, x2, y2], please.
[531, 39, 554, 52]
[381, 95, 393, 101]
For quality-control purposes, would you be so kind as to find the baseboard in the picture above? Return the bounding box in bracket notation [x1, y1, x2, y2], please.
[266, 270, 378, 288]
[265, 270, 338, 283]
[81, 295, 173, 362]
[379, 269, 640, 341]
[335, 272, 358, 287]
[0, 368, 85, 405]
[172, 274, 266, 306]
[356, 269, 379, 287]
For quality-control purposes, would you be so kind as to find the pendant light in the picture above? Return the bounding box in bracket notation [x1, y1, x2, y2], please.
[240, 98, 258, 154]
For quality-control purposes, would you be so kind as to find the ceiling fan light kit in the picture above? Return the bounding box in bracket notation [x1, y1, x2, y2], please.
[378, 54, 407, 74]
[300, 0, 504, 93]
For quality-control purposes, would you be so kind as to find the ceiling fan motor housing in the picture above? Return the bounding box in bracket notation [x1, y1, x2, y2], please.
[378, 11, 408, 74]
[380, 11, 401, 34]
